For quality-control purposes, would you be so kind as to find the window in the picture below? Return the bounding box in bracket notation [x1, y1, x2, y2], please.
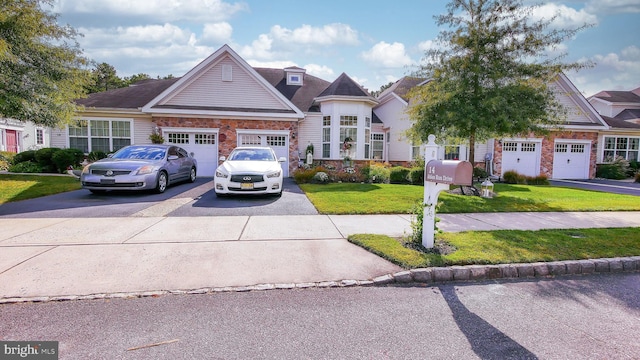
[69, 120, 131, 153]
[322, 116, 331, 158]
[604, 136, 639, 162]
[241, 134, 261, 146]
[195, 134, 216, 145]
[444, 145, 460, 160]
[571, 144, 585, 153]
[222, 65, 232, 81]
[371, 133, 384, 160]
[287, 74, 302, 85]
[521, 143, 536, 152]
[502, 142, 517, 152]
[267, 135, 286, 147]
[167, 133, 189, 144]
[555, 143, 568, 153]
[364, 117, 371, 159]
[340, 115, 357, 158]
[35, 128, 44, 145]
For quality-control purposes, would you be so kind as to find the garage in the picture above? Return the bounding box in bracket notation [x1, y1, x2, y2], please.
[501, 140, 542, 177]
[238, 131, 290, 176]
[552, 141, 591, 179]
[164, 129, 218, 177]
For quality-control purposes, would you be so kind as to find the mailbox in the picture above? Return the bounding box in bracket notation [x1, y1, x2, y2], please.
[425, 160, 473, 186]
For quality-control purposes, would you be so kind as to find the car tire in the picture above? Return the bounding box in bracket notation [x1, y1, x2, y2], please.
[189, 167, 197, 183]
[155, 171, 168, 193]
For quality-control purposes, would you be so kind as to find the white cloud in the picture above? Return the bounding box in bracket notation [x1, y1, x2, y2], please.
[568, 45, 640, 96]
[303, 64, 335, 80]
[361, 42, 413, 68]
[52, 0, 248, 23]
[531, 3, 599, 29]
[201, 22, 233, 44]
[240, 34, 275, 60]
[269, 23, 359, 46]
[245, 59, 297, 69]
[417, 40, 437, 52]
[584, 0, 640, 14]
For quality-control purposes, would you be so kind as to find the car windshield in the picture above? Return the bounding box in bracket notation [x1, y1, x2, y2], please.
[111, 146, 167, 160]
[229, 149, 275, 161]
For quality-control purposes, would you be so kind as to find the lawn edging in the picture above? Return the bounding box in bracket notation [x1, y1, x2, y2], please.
[374, 256, 640, 285]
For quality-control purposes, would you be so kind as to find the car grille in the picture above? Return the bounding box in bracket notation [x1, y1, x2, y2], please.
[228, 186, 268, 191]
[91, 169, 132, 176]
[230, 174, 264, 183]
[82, 182, 142, 188]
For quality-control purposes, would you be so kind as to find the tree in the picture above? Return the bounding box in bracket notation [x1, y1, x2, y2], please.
[407, 0, 590, 163]
[0, 0, 91, 127]
[371, 81, 395, 98]
[123, 73, 152, 86]
[86, 62, 124, 93]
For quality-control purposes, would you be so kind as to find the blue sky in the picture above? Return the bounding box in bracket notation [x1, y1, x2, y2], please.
[51, 0, 640, 97]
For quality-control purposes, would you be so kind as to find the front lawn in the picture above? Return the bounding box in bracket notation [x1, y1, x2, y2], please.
[349, 228, 640, 269]
[0, 174, 81, 204]
[299, 183, 640, 214]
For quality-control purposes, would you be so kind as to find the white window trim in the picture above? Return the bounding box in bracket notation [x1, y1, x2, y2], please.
[68, 117, 134, 152]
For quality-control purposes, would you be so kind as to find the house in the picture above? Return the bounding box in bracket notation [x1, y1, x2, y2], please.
[588, 87, 640, 164]
[1, 118, 51, 153]
[51, 44, 380, 177]
[374, 73, 610, 180]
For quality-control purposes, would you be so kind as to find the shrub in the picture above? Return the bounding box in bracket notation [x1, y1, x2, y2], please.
[35, 147, 61, 173]
[0, 151, 15, 171]
[12, 150, 37, 165]
[8, 161, 43, 173]
[502, 170, 520, 184]
[526, 175, 550, 185]
[596, 157, 629, 180]
[408, 167, 424, 185]
[311, 171, 330, 183]
[88, 151, 107, 162]
[368, 163, 390, 183]
[389, 166, 410, 184]
[636, 172, 640, 183]
[627, 160, 639, 177]
[293, 166, 329, 184]
[473, 166, 488, 180]
[52, 148, 85, 173]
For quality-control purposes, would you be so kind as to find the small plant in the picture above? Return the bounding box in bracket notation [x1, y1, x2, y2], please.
[0, 151, 14, 171]
[503, 170, 526, 184]
[149, 127, 165, 144]
[473, 166, 488, 180]
[305, 143, 314, 155]
[88, 151, 107, 162]
[311, 171, 330, 183]
[368, 163, 390, 183]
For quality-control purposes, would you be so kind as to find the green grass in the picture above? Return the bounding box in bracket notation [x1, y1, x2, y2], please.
[0, 174, 81, 204]
[349, 228, 640, 269]
[299, 183, 640, 214]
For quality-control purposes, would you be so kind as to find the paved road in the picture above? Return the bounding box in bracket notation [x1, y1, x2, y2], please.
[550, 179, 640, 196]
[1, 273, 638, 359]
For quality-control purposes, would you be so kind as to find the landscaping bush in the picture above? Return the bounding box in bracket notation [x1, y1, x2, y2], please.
[52, 148, 85, 173]
[0, 151, 15, 171]
[311, 171, 330, 184]
[596, 157, 629, 179]
[35, 147, 61, 173]
[8, 161, 43, 173]
[389, 166, 410, 184]
[88, 151, 107, 162]
[473, 166, 488, 180]
[293, 166, 330, 184]
[368, 163, 390, 183]
[636, 172, 640, 183]
[526, 175, 550, 185]
[12, 150, 37, 165]
[627, 160, 639, 177]
[408, 167, 424, 185]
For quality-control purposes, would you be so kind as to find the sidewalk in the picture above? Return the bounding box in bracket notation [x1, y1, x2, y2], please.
[1, 211, 640, 301]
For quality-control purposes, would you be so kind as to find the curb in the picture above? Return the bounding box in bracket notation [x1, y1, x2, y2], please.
[1, 256, 639, 304]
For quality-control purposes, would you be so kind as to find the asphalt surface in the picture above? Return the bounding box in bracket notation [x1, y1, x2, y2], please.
[1, 273, 639, 359]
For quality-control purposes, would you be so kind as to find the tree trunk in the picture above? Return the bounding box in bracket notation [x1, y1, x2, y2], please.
[468, 131, 476, 165]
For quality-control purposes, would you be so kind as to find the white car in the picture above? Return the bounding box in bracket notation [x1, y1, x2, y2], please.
[214, 147, 286, 197]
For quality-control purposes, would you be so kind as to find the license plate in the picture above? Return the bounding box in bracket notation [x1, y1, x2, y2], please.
[241, 183, 254, 190]
[100, 179, 115, 184]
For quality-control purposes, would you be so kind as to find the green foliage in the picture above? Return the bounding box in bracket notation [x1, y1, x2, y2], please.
[52, 148, 85, 172]
[389, 166, 410, 184]
[0, 151, 15, 171]
[368, 163, 390, 183]
[0, 0, 92, 126]
[12, 150, 37, 165]
[596, 157, 629, 179]
[635, 173, 640, 183]
[628, 161, 640, 177]
[409, 202, 425, 245]
[311, 171, 330, 184]
[408, 0, 589, 163]
[293, 166, 328, 184]
[526, 175, 550, 185]
[473, 166, 488, 180]
[34, 147, 61, 173]
[503, 170, 526, 184]
[408, 167, 424, 185]
[0, 174, 81, 203]
[87, 151, 107, 162]
[8, 161, 42, 173]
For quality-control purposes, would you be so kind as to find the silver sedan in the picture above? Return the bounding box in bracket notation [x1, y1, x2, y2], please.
[81, 144, 197, 194]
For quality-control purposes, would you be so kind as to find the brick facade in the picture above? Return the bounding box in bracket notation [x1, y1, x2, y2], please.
[153, 117, 299, 174]
[493, 131, 598, 178]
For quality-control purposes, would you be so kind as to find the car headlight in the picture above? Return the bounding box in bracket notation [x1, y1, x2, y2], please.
[136, 165, 156, 175]
[266, 170, 281, 178]
[215, 169, 228, 178]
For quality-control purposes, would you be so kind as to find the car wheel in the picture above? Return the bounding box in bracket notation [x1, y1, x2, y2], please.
[189, 167, 197, 183]
[89, 189, 106, 194]
[155, 171, 168, 193]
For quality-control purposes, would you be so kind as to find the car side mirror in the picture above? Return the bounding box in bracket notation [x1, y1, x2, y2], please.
[278, 157, 287, 163]
[219, 156, 226, 161]
[168, 155, 179, 160]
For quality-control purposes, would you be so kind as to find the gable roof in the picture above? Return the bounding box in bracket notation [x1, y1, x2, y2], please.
[378, 76, 427, 102]
[591, 90, 640, 104]
[254, 68, 330, 113]
[76, 78, 180, 109]
[315, 72, 378, 106]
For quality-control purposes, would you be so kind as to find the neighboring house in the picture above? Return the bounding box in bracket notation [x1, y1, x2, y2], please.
[51, 44, 379, 177]
[588, 87, 640, 164]
[374, 73, 609, 180]
[1, 118, 50, 153]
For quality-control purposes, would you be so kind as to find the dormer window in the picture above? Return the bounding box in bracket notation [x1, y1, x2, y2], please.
[285, 66, 305, 86]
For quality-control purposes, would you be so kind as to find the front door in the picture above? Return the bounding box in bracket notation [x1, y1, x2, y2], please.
[6, 130, 18, 153]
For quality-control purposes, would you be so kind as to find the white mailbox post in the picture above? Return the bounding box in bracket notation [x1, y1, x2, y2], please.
[422, 135, 473, 248]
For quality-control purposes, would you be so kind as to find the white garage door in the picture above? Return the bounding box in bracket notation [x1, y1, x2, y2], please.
[501, 141, 541, 177]
[239, 133, 289, 176]
[552, 142, 590, 179]
[166, 131, 218, 177]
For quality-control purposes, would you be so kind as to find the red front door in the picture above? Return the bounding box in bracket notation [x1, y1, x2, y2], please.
[6, 130, 18, 153]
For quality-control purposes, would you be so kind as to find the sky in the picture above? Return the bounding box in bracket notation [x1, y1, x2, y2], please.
[50, 0, 640, 97]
